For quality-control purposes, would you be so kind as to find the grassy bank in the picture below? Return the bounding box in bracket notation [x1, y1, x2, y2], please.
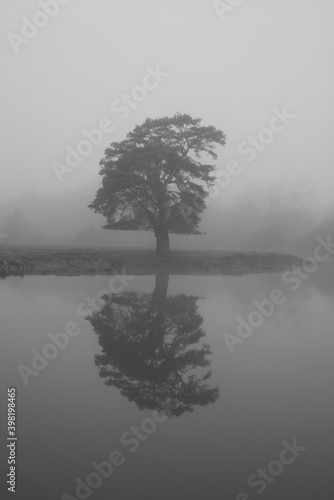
[0, 245, 304, 277]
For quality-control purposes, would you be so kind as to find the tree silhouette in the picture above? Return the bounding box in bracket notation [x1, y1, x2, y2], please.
[88, 272, 219, 417]
[89, 113, 225, 256]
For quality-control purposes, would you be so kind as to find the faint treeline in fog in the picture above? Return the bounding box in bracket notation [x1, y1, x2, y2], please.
[200, 180, 317, 254]
[0, 181, 332, 255]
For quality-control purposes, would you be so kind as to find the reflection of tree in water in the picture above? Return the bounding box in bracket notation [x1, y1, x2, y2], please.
[88, 273, 219, 417]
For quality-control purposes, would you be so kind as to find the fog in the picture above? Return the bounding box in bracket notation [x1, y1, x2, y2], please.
[1, 179, 332, 257]
[1, 0, 334, 255]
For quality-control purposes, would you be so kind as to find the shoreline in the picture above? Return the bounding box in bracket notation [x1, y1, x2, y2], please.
[0, 245, 303, 277]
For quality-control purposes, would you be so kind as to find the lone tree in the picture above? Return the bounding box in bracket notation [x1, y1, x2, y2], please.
[89, 113, 226, 256]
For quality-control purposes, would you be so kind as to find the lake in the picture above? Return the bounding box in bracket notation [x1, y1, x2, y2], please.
[1, 269, 334, 499]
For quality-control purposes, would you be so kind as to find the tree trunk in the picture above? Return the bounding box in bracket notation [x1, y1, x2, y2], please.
[151, 271, 169, 343]
[154, 271, 169, 298]
[156, 227, 170, 257]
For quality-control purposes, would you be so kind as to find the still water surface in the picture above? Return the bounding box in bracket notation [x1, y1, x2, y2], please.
[1, 270, 334, 499]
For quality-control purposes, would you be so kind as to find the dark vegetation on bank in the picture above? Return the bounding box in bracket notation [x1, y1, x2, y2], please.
[0, 245, 303, 278]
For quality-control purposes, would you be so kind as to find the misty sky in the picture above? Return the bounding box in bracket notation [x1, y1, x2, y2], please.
[1, 0, 334, 210]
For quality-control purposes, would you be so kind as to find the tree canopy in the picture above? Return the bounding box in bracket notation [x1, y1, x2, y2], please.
[89, 113, 225, 255]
